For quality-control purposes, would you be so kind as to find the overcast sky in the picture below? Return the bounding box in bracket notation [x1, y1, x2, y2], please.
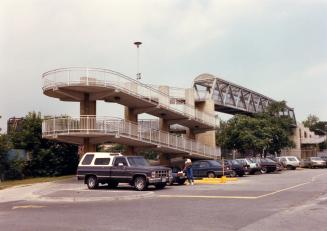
[0, 0, 326, 132]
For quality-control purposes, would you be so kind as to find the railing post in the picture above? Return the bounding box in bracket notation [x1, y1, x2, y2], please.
[53, 117, 55, 134]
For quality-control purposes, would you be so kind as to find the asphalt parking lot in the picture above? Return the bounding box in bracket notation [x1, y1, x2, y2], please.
[1, 168, 327, 231]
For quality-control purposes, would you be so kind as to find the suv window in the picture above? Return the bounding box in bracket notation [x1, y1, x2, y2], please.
[199, 162, 209, 168]
[82, 154, 94, 165]
[114, 157, 128, 166]
[94, 158, 111, 165]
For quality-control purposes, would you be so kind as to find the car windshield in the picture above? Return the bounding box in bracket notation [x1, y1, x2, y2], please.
[127, 157, 149, 166]
[230, 160, 239, 165]
[311, 157, 323, 161]
[287, 157, 297, 161]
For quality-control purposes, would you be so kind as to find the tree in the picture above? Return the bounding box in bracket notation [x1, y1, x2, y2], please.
[303, 114, 320, 129]
[0, 134, 11, 180]
[217, 101, 294, 157]
[10, 112, 79, 177]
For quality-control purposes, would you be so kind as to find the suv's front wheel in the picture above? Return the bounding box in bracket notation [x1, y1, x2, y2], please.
[134, 176, 147, 191]
[86, 175, 98, 189]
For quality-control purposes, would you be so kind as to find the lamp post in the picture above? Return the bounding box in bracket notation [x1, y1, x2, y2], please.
[134, 41, 142, 81]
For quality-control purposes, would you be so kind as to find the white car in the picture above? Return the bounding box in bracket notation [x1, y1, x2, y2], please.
[277, 156, 300, 170]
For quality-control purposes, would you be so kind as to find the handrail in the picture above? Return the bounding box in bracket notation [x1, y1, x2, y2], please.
[42, 116, 220, 159]
[42, 67, 217, 128]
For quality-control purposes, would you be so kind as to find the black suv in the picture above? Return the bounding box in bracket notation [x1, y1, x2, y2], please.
[77, 153, 172, 191]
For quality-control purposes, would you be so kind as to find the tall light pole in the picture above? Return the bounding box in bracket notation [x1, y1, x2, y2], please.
[134, 41, 142, 81]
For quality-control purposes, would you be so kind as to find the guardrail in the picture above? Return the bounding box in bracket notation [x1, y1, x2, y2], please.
[42, 67, 217, 128]
[42, 116, 220, 159]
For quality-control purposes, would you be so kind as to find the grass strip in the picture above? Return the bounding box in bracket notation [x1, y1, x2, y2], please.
[0, 175, 74, 190]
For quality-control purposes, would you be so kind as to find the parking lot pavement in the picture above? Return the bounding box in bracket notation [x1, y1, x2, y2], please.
[0, 168, 327, 231]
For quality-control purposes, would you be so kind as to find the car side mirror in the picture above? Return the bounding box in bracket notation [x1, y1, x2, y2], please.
[118, 163, 124, 167]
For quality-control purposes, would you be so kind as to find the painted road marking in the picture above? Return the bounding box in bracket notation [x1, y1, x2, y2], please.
[159, 172, 327, 200]
[159, 195, 257, 199]
[12, 205, 46, 210]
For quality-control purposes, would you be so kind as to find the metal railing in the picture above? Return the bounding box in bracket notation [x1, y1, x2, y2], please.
[42, 67, 217, 128]
[42, 116, 220, 159]
[138, 119, 187, 131]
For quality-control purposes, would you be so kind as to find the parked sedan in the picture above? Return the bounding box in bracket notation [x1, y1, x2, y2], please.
[192, 160, 230, 178]
[235, 158, 260, 175]
[251, 158, 277, 174]
[219, 160, 245, 177]
[319, 156, 327, 167]
[301, 157, 326, 168]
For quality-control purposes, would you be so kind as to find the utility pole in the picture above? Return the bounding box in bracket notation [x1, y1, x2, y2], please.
[134, 41, 142, 81]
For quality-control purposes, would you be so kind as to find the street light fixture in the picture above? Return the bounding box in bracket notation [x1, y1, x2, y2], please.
[134, 41, 142, 81]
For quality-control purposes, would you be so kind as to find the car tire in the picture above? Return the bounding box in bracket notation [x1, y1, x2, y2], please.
[155, 183, 166, 189]
[177, 179, 186, 185]
[260, 167, 268, 174]
[229, 170, 237, 177]
[86, 175, 98, 189]
[207, 172, 216, 178]
[286, 165, 293, 170]
[134, 176, 147, 191]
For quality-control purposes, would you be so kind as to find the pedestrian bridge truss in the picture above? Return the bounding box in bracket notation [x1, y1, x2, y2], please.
[193, 74, 296, 122]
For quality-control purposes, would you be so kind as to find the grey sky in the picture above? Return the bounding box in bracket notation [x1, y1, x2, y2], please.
[1, 0, 326, 131]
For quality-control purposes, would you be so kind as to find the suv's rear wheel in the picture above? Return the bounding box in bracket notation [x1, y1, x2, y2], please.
[134, 176, 147, 191]
[86, 175, 98, 189]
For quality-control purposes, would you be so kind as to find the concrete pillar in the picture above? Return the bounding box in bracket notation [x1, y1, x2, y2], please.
[195, 99, 216, 147]
[124, 107, 138, 155]
[80, 93, 97, 156]
[290, 126, 302, 159]
[80, 93, 96, 115]
[124, 107, 138, 123]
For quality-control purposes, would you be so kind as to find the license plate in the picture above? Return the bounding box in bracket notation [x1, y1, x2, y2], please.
[162, 177, 166, 182]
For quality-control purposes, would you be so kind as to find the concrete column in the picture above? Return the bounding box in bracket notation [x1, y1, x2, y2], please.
[80, 93, 96, 115]
[124, 107, 138, 155]
[195, 99, 216, 147]
[80, 93, 97, 156]
[290, 126, 302, 159]
[124, 107, 138, 123]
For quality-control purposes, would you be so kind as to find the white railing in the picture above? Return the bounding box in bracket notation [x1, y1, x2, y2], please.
[42, 67, 217, 128]
[138, 119, 187, 131]
[42, 116, 220, 159]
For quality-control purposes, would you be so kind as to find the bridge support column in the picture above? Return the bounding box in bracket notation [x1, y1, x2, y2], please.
[195, 99, 216, 147]
[124, 107, 138, 155]
[80, 93, 97, 157]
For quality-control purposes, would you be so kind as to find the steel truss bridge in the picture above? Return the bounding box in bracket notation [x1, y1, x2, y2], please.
[193, 74, 296, 123]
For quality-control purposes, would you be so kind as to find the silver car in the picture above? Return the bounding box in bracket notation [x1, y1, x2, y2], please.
[301, 157, 326, 168]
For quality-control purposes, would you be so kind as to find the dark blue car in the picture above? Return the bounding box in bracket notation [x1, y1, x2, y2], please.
[192, 160, 230, 178]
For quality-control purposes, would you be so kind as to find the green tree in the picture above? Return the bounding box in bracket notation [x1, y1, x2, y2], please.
[10, 112, 79, 177]
[303, 114, 320, 129]
[0, 134, 11, 180]
[217, 102, 294, 157]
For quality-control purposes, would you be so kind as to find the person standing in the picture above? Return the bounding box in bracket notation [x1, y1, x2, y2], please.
[183, 159, 194, 185]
